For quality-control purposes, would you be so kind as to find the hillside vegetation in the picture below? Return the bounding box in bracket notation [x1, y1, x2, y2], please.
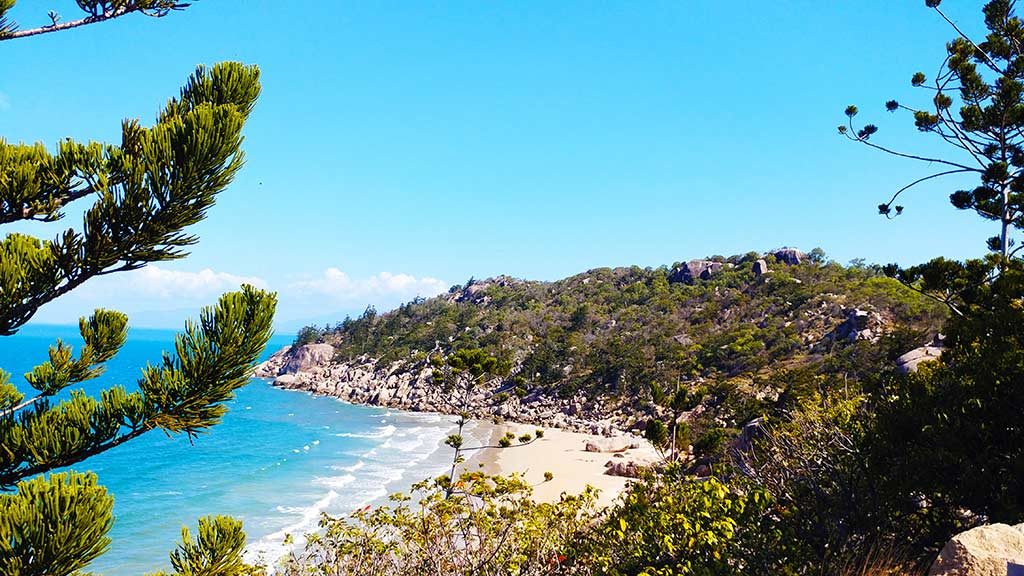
[297, 250, 945, 459]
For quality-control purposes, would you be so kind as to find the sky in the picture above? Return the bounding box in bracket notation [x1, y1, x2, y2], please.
[0, 0, 1001, 330]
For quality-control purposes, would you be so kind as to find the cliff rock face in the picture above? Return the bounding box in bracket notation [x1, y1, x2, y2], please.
[253, 343, 334, 377]
[254, 346, 291, 378]
[752, 259, 769, 276]
[282, 343, 335, 374]
[259, 348, 624, 435]
[929, 523, 1024, 576]
[828, 307, 885, 343]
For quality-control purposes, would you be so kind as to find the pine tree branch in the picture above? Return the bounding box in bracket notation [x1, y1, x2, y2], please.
[879, 169, 975, 218]
[0, 393, 43, 417]
[932, 5, 1005, 75]
[0, 3, 189, 41]
[845, 118, 983, 172]
[0, 425, 150, 487]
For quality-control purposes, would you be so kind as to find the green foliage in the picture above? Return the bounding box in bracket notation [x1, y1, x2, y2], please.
[870, 258, 1024, 544]
[0, 1, 190, 40]
[0, 58, 276, 575]
[278, 471, 599, 575]
[320, 260, 943, 420]
[0, 472, 113, 576]
[150, 516, 264, 576]
[0, 61, 261, 336]
[585, 466, 774, 576]
[293, 325, 323, 347]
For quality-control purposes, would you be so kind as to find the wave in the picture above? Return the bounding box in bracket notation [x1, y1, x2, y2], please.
[312, 474, 356, 490]
[245, 489, 339, 567]
[333, 460, 365, 473]
[334, 424, 397, 439]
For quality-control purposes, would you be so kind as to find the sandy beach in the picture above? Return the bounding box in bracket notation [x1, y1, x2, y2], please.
[472, 421, 660, 508]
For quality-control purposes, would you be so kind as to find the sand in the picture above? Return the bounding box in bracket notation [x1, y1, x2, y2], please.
[470, 421, 660, 509]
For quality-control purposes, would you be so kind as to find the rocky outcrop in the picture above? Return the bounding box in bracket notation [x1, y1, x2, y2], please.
[828, 307, 884, 343]
[897, 345, 944, 374]
[258, 346, 629, 435]
[929, 523, 1024, 576]
[770, 247, 807, 266]
[283, 343, 335, 374]
[255, 343, 335, 377]
[254, 346, 291, 378]
[752, 259, 769, 276]
[669, 260, 723, 284]
[448, 276, 525, 305]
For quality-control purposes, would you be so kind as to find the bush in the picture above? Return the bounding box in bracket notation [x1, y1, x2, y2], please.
[580, 466, 774, 576]
[277, 472, 599, 575]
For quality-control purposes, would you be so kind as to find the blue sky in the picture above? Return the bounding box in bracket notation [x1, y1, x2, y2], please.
[1, 1, 999, 329]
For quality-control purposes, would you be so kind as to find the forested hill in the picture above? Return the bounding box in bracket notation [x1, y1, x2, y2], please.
[298, 249, 945, 423]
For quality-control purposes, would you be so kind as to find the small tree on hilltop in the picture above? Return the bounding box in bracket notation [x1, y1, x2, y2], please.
[0, 6, 277, 574]
[841, 0, 1024, 262]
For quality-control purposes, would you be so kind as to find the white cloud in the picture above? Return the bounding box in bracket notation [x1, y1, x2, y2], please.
[29, 264, 447, 329]
[289, 267, 448, 304]
[124, 266, 268, 300]
[29, 265, 270, 328]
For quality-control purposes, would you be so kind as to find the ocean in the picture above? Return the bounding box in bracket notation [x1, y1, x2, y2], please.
[0, 325, 465, 574]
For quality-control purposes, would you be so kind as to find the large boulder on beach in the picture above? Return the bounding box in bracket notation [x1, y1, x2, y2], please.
[605, 460, 645, 478]
[282, 343, 336, 374]
[929, 523, 1024, 576]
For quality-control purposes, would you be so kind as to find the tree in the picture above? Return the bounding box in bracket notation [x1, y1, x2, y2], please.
[583, 466, 774, 576]
[869, 258, 1024, 546]
[841, 0, 1024, 260]
[0, 0, 189, 40]
[429, 348, 540, 496]
[646, 380, 702, 462]
[278, 472, 598, 576]
[0, 30, 276, 576]
[293, 325, 324, 348]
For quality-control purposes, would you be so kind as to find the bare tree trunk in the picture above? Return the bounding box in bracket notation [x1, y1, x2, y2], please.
[1003, 182, 1012, 261]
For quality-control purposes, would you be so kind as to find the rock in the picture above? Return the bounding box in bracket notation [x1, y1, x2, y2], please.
[829, 307, 883, 343]
[896, 345, 944, 374]
[605, 460, 644, 478]
[668, 260, 723, 284]
[273, 374, 297, 387]
[770, 247, 806, 266]
[282, 343, 336, 374]
[672, 333, 693, 346]
[584, 441, 602, 453]
[731, 417, 765, 454]
[752, 259, 769, 276]
[254, 345, 292, 377]
[929, 523, 1024, 576]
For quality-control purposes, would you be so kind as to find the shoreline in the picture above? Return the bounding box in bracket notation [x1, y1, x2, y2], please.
[466, 419, 659, 509]
[269, 381, 657, 511]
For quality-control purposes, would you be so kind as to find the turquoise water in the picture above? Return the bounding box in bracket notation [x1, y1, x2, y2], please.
[0, 325, 462, 574]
